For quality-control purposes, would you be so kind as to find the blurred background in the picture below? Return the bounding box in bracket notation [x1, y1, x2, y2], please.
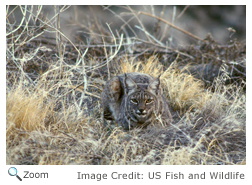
[8, 5, 246, 46]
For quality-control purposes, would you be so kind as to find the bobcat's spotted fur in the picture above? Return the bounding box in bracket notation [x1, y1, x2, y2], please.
[101, 72, 172, 130]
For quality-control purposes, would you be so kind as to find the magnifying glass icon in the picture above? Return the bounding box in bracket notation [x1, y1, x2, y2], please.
[8, 167, 22, 181]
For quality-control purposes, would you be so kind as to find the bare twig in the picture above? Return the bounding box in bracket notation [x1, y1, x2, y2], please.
[6, 6, 27, 37]
[54, 5, 64, 79]
[138, 11, 204, 42]
[102, 5, 138, 37]
[127, 6, 152, 43]
[78, 46, 89, 108]
[135, 25, 164, 46]
[155, 5, 166, 40]
[89, 6, 104, 37]
[176, 5, 190, 20]
[169, 6, 177, 46]
[103, 23, 124, 80]
[132, 37, 195, 60]
[69, 85, 100, 99]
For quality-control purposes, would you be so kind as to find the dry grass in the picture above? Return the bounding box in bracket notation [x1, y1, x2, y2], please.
[6, 5, 245, 165]
[118, 55, 163, 75]
[6, 82, 56, 132]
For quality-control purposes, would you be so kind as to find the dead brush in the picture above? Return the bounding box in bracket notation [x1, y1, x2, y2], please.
[6, 85, 53, 134]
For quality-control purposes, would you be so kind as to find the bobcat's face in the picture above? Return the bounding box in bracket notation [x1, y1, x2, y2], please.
[124, 73, 161, 127]
[127, 92, 157, 124]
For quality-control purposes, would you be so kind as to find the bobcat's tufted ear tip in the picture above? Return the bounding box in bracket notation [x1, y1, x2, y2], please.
[148, 75, 162, 94]
[109, 76, 121, 101]
[124, 73, 137, 94]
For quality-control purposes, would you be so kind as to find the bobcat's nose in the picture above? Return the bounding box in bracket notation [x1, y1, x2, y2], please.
[136, 109, 146, 115]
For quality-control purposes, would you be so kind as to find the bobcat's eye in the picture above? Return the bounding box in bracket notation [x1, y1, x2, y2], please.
[130, 99, 138, 104]
[146, 98, 153, 104]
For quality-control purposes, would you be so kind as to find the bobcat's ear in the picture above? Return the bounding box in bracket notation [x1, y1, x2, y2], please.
[148, 74, 161, 94]
[109, 76, 121, 101]
[124, 73, 136, 94]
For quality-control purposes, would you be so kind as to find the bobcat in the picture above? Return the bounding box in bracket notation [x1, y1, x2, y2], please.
[100, 72, 172, 130]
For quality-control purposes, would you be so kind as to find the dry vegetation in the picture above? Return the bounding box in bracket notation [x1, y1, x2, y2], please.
[6, 5, 246, 165]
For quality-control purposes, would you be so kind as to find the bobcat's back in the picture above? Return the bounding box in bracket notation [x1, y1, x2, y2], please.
[100, 72, 172, 130]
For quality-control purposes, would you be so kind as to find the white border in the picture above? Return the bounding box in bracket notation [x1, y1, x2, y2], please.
[2, 3, 250, 185]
